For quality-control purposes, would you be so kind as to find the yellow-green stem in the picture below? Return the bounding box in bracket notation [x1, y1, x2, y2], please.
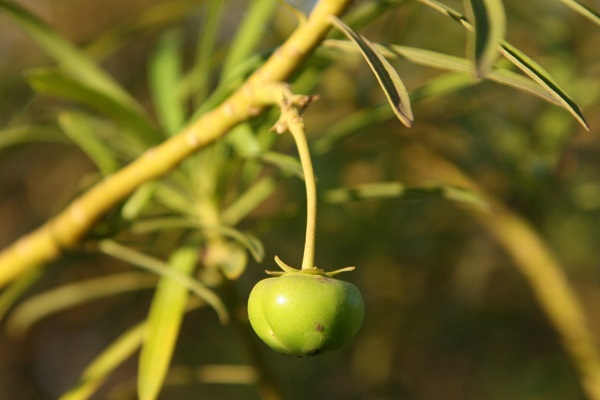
[0, 0, 352, 288]
[287, 114, 317, 271]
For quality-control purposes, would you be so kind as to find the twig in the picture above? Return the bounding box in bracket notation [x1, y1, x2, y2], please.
[0, 0, 353, 288]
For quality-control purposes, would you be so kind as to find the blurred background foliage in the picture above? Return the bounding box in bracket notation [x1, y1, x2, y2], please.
[0, 0, 599, 399]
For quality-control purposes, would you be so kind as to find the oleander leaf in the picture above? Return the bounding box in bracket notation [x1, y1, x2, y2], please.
[329, 16, 414, 128]
[138, 246, 197, 400]
[417, 0, 590, 130]
[464, 0, 506, 77]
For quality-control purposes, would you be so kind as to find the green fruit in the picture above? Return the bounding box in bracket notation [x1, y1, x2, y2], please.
[248, 270, 364, 357]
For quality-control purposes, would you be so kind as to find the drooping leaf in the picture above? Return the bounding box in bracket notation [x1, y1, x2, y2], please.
[499, 42, 590, 130]
[138, 246, 197, 400]
[98, 240, 228, 323]
[325, 40, 562, 107]
[463, 0, 506, 77]
[329, 16, 414, 128]
[417, 0, 590, 131]
[149, 29, 186, 136]
[58, 112, 121, 175]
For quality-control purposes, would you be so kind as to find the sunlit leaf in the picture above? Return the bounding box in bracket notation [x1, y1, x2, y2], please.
[329, 16, 414, 128]
[98, 240, 228, 323]
[499, 42, 590, 130]
[464, 0, 506, 77]
[325, 40, 562, 107]
[138, 246, 197, 400]
[417, 0, 590, 130]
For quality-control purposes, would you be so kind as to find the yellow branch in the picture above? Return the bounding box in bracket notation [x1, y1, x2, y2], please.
[0, 0, 353, 288]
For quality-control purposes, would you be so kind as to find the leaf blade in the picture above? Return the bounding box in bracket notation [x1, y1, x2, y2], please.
[464, 0, 506, 77]
[138, 246, 197, 400]
[329, 16, 414, 127]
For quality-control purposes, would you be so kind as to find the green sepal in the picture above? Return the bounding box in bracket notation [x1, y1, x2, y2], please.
[265, 255, 355, 277]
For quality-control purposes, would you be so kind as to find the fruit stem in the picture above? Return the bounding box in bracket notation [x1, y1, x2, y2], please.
[281, 99, 317, 271]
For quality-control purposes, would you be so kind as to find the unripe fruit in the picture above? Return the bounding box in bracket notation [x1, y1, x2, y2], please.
[248, 271, 364, 357]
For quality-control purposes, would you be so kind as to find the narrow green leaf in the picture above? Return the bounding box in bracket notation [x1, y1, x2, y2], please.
[58, 112, 120, 175]
[499, 42, 590, 130]
[98, 240, 228, 323]
[325, 40, 561, 108]
[386, 45, 561, 105]
[323, 182, 488, 211]
[464, 0, 506, 77]
[0, 125, 68, 150]
[221, 0, 277, 83]
[138, 246, 198, 400]
[556, 0, 600, 26]
[329, 16, 414, 128]
[6, 273, 156, 337]
[417, 0, 590, 131]
[208, 227, 265, 263]
[26, 68, 159, 143]
[0, 1, 150, 125]
[149, 29, 186, 136]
